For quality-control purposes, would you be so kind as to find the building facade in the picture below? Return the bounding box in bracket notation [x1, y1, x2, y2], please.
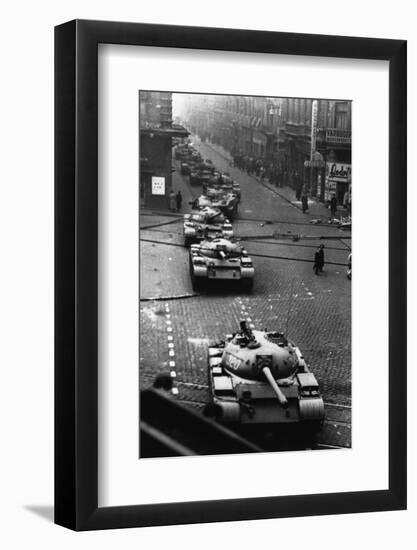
[140, 91, 188, 209]
[282, 98, 351, 203]
[182, 94, 351, 204]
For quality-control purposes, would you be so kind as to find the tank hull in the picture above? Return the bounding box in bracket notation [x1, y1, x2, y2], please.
[189, 244, 254, 291]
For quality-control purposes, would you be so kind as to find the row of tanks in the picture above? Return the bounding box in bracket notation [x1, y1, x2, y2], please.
[176, 142, 213, 185]
[175, 140, 325, 444]
[176, 142, 241, 218]
[176, 143, 254, 292]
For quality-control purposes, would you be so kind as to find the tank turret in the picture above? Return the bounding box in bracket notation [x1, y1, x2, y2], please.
[183, 207, 233, 246]
[222, 321, 298, 380]
[204, 173, 241, 201]
[193, 192, 239, 219]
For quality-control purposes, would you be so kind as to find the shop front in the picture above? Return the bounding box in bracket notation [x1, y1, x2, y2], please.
[325, 162, 351, 204]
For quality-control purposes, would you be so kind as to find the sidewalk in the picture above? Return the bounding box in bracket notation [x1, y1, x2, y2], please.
[140, 160, 195, 216]
[201, 138, 348, 222]
[171, 160, 196, 212]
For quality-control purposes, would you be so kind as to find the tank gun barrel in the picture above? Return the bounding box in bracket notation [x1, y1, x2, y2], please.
[262, 366, 288, 408]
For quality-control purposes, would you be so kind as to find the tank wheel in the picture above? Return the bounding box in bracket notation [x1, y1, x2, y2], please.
[242, 279, 253, 293]
[191, 273, 203, 292]
[301, 421, 323, 447]
[203, 403, 222, 420]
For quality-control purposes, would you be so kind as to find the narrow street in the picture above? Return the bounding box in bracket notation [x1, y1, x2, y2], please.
[140, 137, 351, 450]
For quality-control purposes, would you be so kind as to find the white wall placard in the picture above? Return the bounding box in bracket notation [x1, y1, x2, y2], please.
[151, 176, 165, 195]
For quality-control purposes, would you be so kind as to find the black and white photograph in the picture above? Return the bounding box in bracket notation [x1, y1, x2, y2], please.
[0, 0, 410, 542]
[139, 91, 352, 457]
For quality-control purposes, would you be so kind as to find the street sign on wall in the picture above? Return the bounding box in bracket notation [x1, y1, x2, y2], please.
[151, 176, 165, 195]
[305, 151, 325, 169]
[326, 162, 351, 182]
[310, 100, 318, 160]
[325, 162, 351, 202]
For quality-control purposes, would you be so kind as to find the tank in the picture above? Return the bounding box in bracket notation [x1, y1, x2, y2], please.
[180, 161, 191, 175]
[204, 173, 241, 201]
[189, 238, 254, 291]
[192, 191, 239, 219]
[183, 207, 233, 247]
[206, 321, 325, 430]
[189, 167, 201, 186]
[176, 144, 202, 164]
[189, 160, 214, 186]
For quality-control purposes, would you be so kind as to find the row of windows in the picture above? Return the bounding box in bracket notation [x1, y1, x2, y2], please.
[202, 95, 351, 130]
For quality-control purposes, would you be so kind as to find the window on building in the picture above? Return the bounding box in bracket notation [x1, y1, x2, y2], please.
[288, 99, 293, 123]
[335, 102, 349, 129]
[300, 99, 305, 125]
[294, 99, 299, 123]
[306, 100, 312, 127]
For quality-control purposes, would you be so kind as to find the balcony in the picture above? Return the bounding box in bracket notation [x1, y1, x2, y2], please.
[322, 128, 351, 145]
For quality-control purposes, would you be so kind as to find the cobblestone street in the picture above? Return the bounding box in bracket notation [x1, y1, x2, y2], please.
[140, 137, 352, 450]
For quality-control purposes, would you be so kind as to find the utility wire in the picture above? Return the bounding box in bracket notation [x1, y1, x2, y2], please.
[140, 210, 351, 231]
[140, 237, 349, 267]
[141, 228, 350, 250]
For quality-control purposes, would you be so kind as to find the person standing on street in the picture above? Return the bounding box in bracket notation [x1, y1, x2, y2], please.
[294, 171, 301, 200]
[301, 192, 309, 214]
[330, 193, 338, 218]
[169, 189, 176, 212]
[343, 189, 349, 213]
[295, 182, 302, 201]
[313, 244, 325, 275]
[345, 185, 352, 216]
[175, 190, 182, 212]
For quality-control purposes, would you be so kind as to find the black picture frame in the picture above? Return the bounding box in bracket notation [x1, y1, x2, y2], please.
[55, 19, 407, 531]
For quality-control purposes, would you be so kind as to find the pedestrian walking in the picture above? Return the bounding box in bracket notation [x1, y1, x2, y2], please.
[272, 167, 279, 187]
[301, 193, 309, 214]
[313, 244, 325, 275]
[169, 190, 176, 212]
[343, 186, 352, 216]
[175, 190, 182, 212]
[330, 193, 338, 218]
[276, 168, 282, 188]
[294, 171, 302, 200]
[343, 189, 349, 212]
